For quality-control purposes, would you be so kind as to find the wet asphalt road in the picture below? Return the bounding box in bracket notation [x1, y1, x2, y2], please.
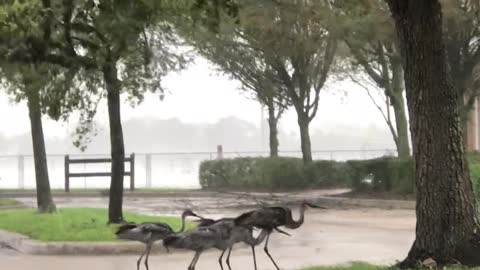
[0, 208, 415, 270]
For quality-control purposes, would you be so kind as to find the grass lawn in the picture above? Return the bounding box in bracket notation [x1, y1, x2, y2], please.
[0, 198, 19, 206]
[0, 208, 191, 242]
[301, 263, 383, 270]
[299, 262, 480, 270]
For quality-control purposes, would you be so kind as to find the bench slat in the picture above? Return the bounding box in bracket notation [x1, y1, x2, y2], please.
[69, 172, 131, 177]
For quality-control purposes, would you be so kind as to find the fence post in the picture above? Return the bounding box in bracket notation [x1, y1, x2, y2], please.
[130, 153, 135, 191]
[18, 155, 24, 189]
[216, 145, 223, 160]
[64, 155, 70, 192]
[145, 154, 152, 188]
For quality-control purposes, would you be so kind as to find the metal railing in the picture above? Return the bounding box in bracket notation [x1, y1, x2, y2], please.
[0, 148, 396, 190]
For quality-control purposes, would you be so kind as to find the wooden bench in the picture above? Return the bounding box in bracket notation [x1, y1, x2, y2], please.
[64, 154, 135, 192]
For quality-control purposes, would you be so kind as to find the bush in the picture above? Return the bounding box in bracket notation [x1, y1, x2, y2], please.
[199, 155, 480, 195]
[305, 160, 352, 187]
[200, 157, 360, 191]
[200, 157, 311, 190]
[347, 157, 414, 194]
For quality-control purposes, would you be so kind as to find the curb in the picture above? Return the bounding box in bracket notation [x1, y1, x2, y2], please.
[0, 230, 171, 255]
[0, 195, 415, 255]
[312, 196, 415, 210]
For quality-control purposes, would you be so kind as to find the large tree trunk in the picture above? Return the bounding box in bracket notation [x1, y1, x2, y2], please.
[103, 62, 125, 224]
[27, 90, 56, 213]
[387, 0, 480, 267]
[266, 100, 279, 157]
[297, 113, 313, 164]
[391, 59, 411, 159]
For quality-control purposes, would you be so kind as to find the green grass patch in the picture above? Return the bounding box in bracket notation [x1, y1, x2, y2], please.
[300, 262, 383, 270]
[299, 262, 480, 270]
[0, 198, 19, 206]
[0, 208, 191, 242]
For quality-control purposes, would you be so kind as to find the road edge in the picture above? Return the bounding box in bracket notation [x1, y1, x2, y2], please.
[0, 195, 415, 255]
[0, 230, 170, 255]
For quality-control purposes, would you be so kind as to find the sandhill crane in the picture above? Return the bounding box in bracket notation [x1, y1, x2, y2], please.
[194, 217, 216, 227]
[195, 216, 268, 270]
[164, 220, 268, 270]
[234, 201, 326, 270]
[115, 209, 200, 270]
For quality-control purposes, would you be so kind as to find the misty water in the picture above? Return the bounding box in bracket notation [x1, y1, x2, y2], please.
[0, 150, 394, 189]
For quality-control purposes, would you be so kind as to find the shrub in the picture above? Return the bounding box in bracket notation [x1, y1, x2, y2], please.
[200, 157, 352, 191]
[347, 157, 414, 194]
[305, 160, 352, 187]
[199, 154, 479, 195]
[256, 157, 308, 189]
[200, 157, 312, 190]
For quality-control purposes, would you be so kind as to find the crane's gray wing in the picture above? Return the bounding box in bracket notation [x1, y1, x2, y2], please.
[115, 224, 150, 242]
[164, 228, 221, 251]
[235, 207, 288, 228]
[140, 222, 174, 236]
[115, 224, 138, 236]
[208, 220, 235, 240]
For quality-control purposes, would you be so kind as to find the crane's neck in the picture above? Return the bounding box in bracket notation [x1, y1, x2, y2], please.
[285, 205, 306, 229]
[175, 214, 187, 234]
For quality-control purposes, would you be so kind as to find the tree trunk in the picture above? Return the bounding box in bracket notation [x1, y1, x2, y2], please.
[103, 62, 125, 224]
[387, 0, 480, 267]
[391, 59, 411, 159]
[297, 113, 313, 164]
[26, 90, 56, 213]
[266, 100, 279, 157]
[392, 98, 410, 159]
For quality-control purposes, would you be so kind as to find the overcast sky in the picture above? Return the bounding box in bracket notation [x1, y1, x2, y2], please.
[0, 57, 394, 147]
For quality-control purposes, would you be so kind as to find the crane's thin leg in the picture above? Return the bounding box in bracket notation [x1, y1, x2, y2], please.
[137, 245, 147, 270]
[274, 227, 291, 236]
[218, 249, 226, 270]
[188, 251, 202, 270]
[144, 242, 153, 270]
[263, 233, 280, 270]
[226, 247, 233, 270]
[188, 252, 198, 270]
[251, 245, 257, 270]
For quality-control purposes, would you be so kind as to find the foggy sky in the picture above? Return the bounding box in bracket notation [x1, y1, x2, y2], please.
[0, 57, 398, 156]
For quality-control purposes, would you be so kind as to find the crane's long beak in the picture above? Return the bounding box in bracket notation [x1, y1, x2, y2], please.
[191, 212, 206, 219]
[306, 203, 327, 209]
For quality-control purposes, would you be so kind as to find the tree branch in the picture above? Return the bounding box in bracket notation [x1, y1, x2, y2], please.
[376, 42, 397, 100]
[345, 38, 386, 87]
[349, 73, 399, 144]
[309, 37, 337, 121]
[271, 58, 300, 104]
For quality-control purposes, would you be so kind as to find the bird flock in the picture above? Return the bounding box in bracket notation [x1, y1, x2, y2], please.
[115, 200, 325, 270]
